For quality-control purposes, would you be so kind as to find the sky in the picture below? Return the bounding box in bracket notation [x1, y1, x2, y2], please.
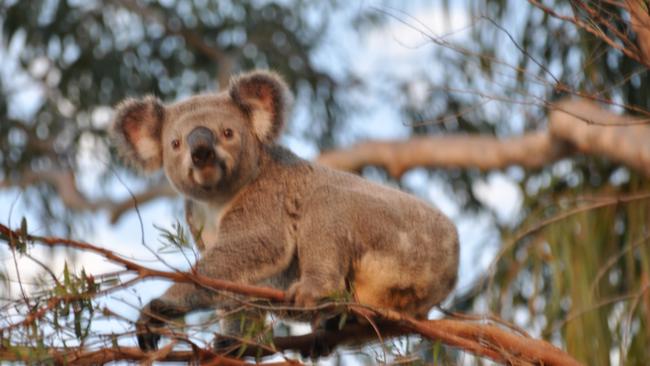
[0, 1, 524, 363]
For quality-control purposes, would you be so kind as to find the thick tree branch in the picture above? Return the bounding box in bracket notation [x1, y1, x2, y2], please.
[550, 99, 650, 175]
[317, 131, 571, 177]
[320, 98, 650, 178]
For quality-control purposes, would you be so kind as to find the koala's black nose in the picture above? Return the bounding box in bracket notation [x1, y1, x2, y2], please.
[187, 127, 216, 168]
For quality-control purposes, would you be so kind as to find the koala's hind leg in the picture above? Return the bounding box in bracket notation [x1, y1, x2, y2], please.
[288, 213, 351, 308]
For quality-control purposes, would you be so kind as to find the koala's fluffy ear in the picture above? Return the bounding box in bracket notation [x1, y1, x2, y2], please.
[229, 70, 292, 143]
[111, 96, 165, 172]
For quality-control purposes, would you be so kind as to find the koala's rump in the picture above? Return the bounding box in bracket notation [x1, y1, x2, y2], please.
[303, 168, 459, 317]
[352, 250, 452, 318]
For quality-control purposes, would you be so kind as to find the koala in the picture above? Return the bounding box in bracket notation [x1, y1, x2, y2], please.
[111, 70, 459, 353]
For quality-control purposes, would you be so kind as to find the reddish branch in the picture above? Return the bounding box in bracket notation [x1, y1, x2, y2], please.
[627, 0, 650, 64]
[0, 224, 582, 365]
[529, 0, 650, 69]
[0, 347, 300, 366]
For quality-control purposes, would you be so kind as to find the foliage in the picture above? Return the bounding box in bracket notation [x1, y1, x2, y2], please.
[445, 2, 650, 365]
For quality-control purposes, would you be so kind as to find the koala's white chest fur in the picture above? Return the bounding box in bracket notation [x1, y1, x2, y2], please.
[189, 200, 228, 252]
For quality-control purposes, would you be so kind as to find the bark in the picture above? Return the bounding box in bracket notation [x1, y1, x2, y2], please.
[320, 98, 650, 178]
[550, 99, 650, 176]
[317, 131, 571, 177]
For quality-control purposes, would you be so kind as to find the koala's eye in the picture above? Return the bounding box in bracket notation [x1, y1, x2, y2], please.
[222, 128, 234, 139]
[171, 139, 181, 150]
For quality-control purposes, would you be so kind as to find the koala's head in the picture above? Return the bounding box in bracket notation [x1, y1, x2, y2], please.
[111, 70, 292, 202]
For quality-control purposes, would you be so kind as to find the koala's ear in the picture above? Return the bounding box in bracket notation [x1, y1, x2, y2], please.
[110, 96, 165, 172]
[229, 70, 292, 143]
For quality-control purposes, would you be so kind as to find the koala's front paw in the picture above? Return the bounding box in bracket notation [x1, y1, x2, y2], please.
[287, 279, 325, 308]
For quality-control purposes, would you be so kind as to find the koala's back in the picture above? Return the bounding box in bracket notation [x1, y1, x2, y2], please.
[296, 165, 459, 317]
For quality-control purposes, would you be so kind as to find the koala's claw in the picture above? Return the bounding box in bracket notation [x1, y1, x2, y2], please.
[136, 320, 161, 351]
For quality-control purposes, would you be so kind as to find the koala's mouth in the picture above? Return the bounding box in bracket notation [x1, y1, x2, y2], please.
[189, 162, 226, 191]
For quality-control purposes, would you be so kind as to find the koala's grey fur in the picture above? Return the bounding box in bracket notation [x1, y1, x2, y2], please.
[111, 70, 459, 352]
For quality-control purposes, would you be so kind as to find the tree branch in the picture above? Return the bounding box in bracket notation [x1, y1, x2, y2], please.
[627, 0, 650, 65]
[550, 98, 650, 176]
[0, 346, 300, 365]
[0, 223, 582, 365]
[317, 131, 570, 178]
[320, 98, 650, 178]
[0, 171, 177, 224]
[529, 0, 650, 68]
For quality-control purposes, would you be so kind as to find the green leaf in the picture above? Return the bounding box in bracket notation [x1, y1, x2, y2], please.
[154, 220, 193, 253]
[15, 216, 29, 253]
[20, 217, 27, 237]
[236, 342, 249, 358]
[63, 262, 71, 288]
[338, 311, 348, 330]
[432, 340, 441, 363]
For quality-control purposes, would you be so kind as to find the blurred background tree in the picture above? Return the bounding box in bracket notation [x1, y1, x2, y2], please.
[1, 0, 649, 364]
